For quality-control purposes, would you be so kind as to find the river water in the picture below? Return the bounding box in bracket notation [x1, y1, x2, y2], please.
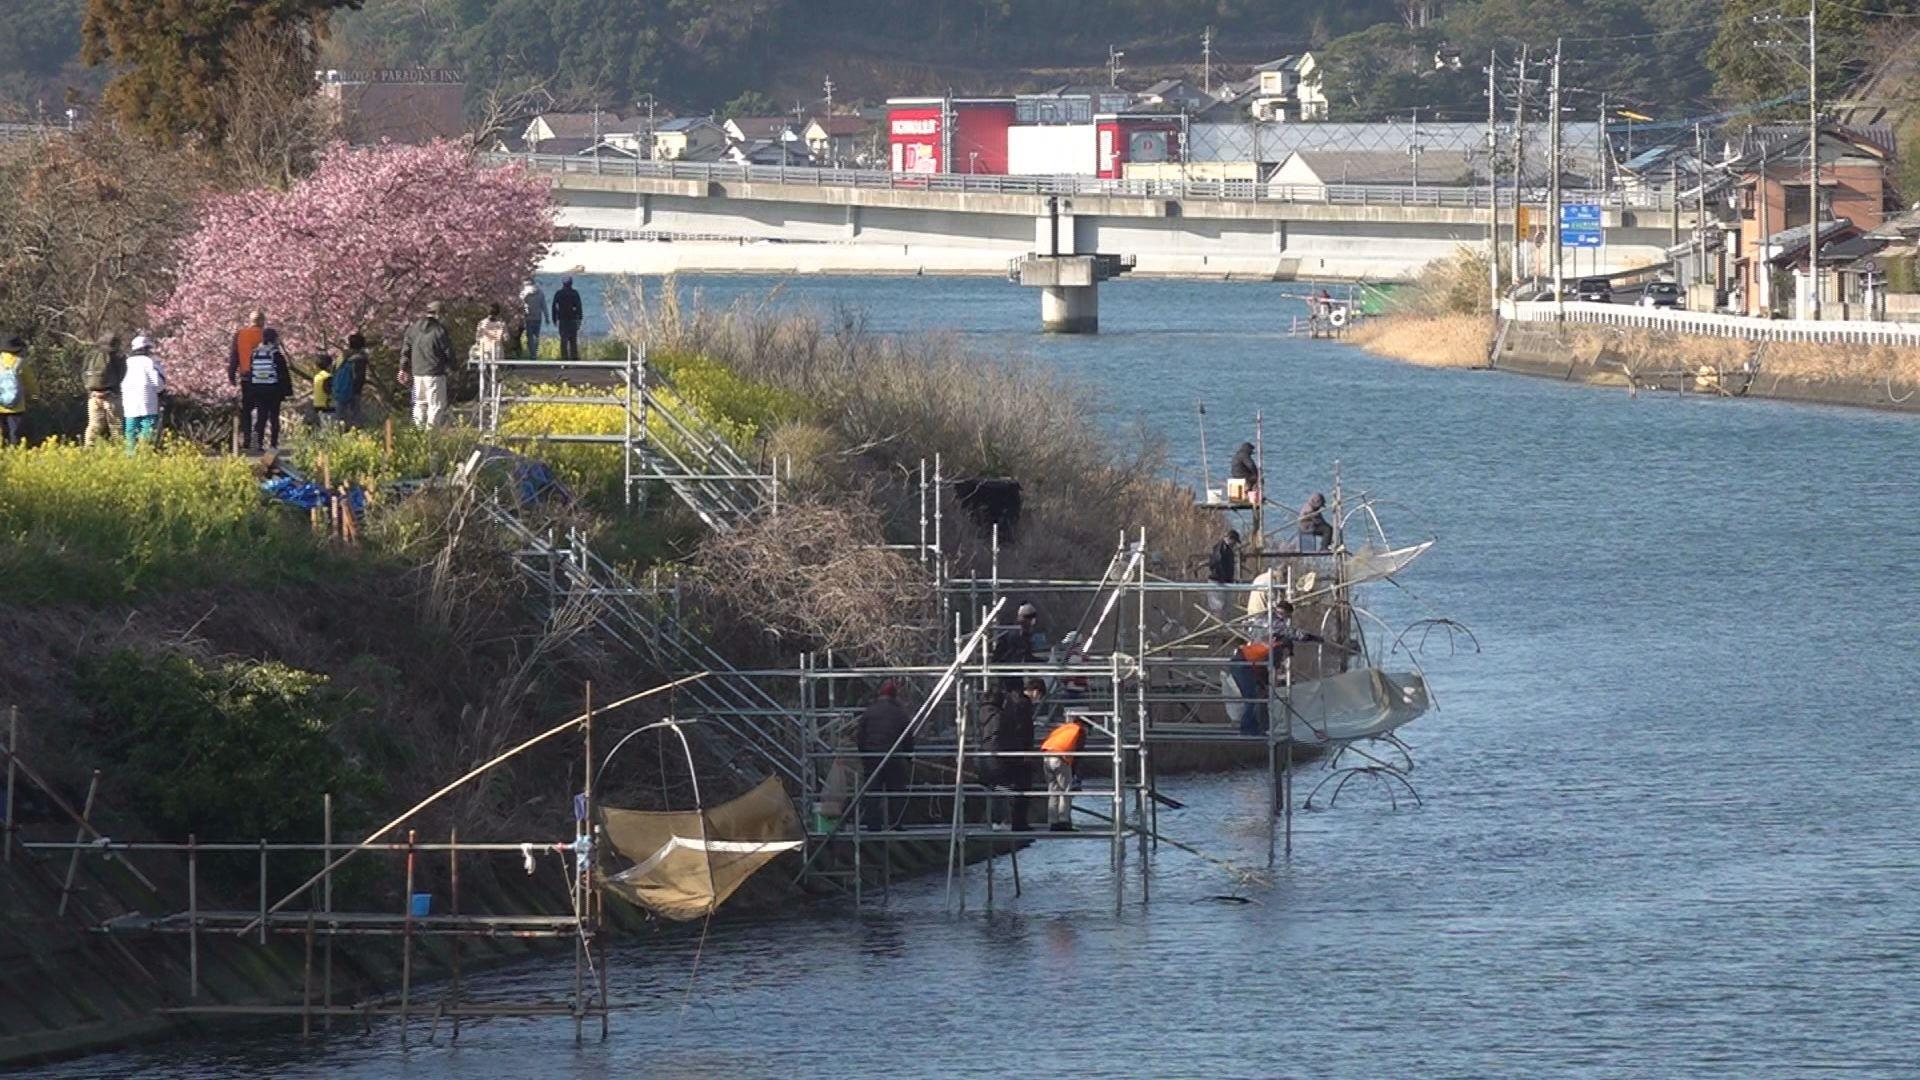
[54, 277, 1920, 1078]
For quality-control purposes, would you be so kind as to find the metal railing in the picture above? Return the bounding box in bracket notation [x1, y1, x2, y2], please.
[1502, 299, 1920, 346]
[491, 152, 1676, 211]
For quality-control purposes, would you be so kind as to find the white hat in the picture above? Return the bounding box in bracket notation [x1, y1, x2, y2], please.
[129, 334, 154, 353]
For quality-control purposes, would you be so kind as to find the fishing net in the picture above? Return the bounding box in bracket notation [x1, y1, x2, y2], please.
[599, 776, 804, 921]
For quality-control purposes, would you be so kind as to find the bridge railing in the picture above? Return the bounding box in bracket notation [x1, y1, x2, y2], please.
[490, 152, 1674, 211]
[1502, 299, 1920, 346]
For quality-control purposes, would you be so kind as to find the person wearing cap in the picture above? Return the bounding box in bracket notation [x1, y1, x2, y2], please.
[1225, 600, 1330, 736]
[120, 335, 165, 452]
[403, 300, 456, 427]
[1040, 713, 1088, 831]
[83, 334, 126, 447]
[855, 680, 914, 830]
[0, 334, 34, 447]
[1228, 441, 1260, 505]
[991, 602, 1045, 693]
[551, 276, 584, 361]
[1298, 492, 1334, 552]
[985, 678, 1044, 832]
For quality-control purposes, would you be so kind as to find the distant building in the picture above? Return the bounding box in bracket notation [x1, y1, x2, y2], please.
[1729, 126, 1894, 318]
[320, 69, 466, 145]
[1202, 54, 1327, 123]
[723, 116, 801, 144]
[653, 117, 726, 161]
[1272, 149, 1474, 187]
[724, 138, 811, 166]
[802, 115, 867, 166]
[886, 97, 1016, 174]
[1136, 78, 1212, 112]
[522, 110, 626, 152]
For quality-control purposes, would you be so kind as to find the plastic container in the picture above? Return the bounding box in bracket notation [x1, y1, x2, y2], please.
[1205, 488, 1224, 505]
[409, 892, 432, 918]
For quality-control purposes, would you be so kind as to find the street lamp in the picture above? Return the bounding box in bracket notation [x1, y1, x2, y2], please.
[969, 151, 979, 174]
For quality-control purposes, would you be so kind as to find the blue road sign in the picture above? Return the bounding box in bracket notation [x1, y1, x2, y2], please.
[1561, 203, 1603, 249]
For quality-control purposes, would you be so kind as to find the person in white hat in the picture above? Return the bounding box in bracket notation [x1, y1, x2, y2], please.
[120, 335, 165, 451]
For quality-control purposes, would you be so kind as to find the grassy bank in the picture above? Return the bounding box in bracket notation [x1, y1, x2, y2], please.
[1348, 313, 1493, 368]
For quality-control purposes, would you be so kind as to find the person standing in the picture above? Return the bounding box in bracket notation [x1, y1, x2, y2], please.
[0, 335, 35, 447]
[244, 329, 294, 450]
[403, 301, 455, 427]
[474, 304, 507, 364]
[311, 353, 336, 429]
[551, 276, 584, 361]
[986, 678, 1044, 832]
[991, 602, 1045, 692]
[855, 680, 914, 830]
[226, 309, 266, 386]
[83, 335, 126, 447]
[120, 335, 164, 452]
[334, 333, 368, 428]
[1229, 441, 1260, 505]
[1040, 714, 1087, 831]
[1206, 528, 1241, 614]
[520, 281, 548, 358]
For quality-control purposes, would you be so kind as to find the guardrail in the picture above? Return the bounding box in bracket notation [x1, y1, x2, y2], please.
[1502, 299, 1920, 346]
[492, 151, 1676, 211]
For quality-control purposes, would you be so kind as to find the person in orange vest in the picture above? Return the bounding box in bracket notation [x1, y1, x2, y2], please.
[1227, 600, 1330, 736]
[1040, 714, 1087, 832]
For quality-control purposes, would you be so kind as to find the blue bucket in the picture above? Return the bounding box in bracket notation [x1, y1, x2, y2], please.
[409, 892, 432, 918]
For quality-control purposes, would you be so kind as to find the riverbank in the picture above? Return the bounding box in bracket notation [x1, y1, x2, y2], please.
[1349, 312, 1920, 413]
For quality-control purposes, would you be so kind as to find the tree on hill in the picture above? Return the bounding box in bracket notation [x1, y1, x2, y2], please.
[80, 0, 363, 145]
[1708, 0, 1920, 105]
[150, 141, 551, 401]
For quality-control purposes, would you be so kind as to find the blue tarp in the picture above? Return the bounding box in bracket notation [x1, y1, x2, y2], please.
[263, 476, 367, 514]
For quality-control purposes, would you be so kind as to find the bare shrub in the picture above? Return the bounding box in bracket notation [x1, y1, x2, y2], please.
[688, 499, 937, 666]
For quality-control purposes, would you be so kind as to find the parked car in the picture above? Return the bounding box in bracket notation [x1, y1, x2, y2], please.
[1574, 277, 1613, 303]
[1639, 282, 1683, 309]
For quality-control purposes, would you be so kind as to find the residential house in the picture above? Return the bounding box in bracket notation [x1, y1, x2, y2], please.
[723, 116, 801, 144]
[724, 138, 812, 166]
[1729, 126, 1893, 318]
[523, 110, 626, 151]
[1271, 149, 1474, 188]
[802, 115, 867, 166]
[653, 117, 726, 161]
[1136, 78, 1213, 113]
[319, 69, 465, 145]
[1192, 54, 1326, 123]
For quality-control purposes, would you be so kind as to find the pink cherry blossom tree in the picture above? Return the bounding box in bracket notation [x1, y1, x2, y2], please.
[151, 140, 552, 400]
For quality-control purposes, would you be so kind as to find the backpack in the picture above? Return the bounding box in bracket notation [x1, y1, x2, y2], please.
[0, 363, 17, 409]
[249, 346, 281, 386]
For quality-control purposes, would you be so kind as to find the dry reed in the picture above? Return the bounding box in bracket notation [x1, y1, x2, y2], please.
[1348, 314, 1494, 368]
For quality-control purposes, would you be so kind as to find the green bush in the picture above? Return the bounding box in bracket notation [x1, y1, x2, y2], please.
[78, 650, 377, 843]
[0, 442, 324, 602]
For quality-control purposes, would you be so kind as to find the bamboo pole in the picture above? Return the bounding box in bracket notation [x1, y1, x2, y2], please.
[3, 706, 14, 865]
[401, 829, 415, 1049]
[302, 911, 315, 1040]
[322, 792, 333, 1031]
[57, 771, 99, 917]
[187, 834, 199, 998]
[241, 673, 707, 935]
[449, 826, 461, 1043]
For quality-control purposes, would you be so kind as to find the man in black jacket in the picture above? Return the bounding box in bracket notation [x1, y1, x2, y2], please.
[855, 681, 914, 829]
[552, 277, 584, 361]
[243, 328, 294, 451]
[985, 678, 1044, 832]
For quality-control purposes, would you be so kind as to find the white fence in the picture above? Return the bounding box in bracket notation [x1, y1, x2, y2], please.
[495, 152, 1672, 210]
[1502, 300, 1920, 346]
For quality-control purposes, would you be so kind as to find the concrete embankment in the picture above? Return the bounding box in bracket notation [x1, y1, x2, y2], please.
[539, 241, 1369, 282]
[1352, 314, 1920, 415]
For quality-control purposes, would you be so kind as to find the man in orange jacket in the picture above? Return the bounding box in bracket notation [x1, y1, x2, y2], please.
[1040, 715, 1087, 832]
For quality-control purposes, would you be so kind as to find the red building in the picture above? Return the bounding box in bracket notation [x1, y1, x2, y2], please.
[886, 98, 1015, 174]
[1094, 115, 1182, 179]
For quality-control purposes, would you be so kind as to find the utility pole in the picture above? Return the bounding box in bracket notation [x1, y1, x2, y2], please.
[1408, 108, 1424, 194]
[823, 74, 837, 166]
[1549, 38, 1564, 318]
[1598, 93, 1609, 202]
[1488, 49, 1501, 309]
[1759, 141, 1772, 316]
[1809, 0, 1822, 320]
[1511, 45, 1529, 291]
[1109, 45, 1126, 89]
[1670, 157, 1681, 280]
[1694, 122, 1709, 287]
[1203, 26, 1214, 96]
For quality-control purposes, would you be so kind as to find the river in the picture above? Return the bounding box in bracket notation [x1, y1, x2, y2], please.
[54, 276, 1920, 1078]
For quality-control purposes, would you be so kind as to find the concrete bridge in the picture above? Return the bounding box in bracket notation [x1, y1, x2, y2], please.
[506, 154, 1696, 284]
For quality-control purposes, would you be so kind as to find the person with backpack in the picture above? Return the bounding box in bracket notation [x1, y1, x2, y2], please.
[120, 335, 164, 452]
[0, 335, 33, 447]
[83, 335, 126, 447]
[334, 333, 368, 428]
[402, 301, 455, 427]
[551, 276, 584, 361]
[244, 328, 294, 450]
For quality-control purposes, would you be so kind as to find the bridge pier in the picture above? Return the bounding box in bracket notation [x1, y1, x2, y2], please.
[1011, 254, 1133, 334]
